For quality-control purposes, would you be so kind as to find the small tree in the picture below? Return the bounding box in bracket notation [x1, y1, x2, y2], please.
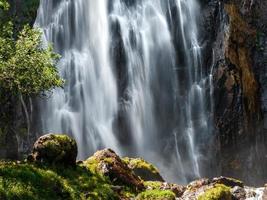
[0, 0, 63, 159]
[0, 26, 63, 95]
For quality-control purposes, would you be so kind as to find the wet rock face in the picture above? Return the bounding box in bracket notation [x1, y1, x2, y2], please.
[28, 134, 77, 166]
[201, 0, 267, 184]
[86, 149, 145, 191]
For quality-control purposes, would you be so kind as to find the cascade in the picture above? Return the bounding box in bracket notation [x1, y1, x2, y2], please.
[36, 0, 214, 183]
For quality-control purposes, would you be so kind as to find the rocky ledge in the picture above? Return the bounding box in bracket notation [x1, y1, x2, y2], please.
[0, 134, 266, 200]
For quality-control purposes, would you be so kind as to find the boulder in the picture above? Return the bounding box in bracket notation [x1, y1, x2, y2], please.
[28, 134, 77, 166]
[123, 157, 164, 182]
[85, 149, 144, 191]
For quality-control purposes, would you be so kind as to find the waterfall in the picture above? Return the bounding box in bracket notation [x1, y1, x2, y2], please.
[36, 0, 214, 183]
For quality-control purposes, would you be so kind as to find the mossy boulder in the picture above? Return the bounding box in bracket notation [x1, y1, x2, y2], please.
[85, 149, 144, 191]
[198, 184, 232, 200]
[28, 134, 77, 166]
[136, 189, 176, 200]
[123, 157, 164, 182]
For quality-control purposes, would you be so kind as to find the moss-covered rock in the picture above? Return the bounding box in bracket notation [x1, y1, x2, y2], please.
[28, 134, 77, 166]
[136, 189, 176, 200]
[123, 157, 164, 182]
[198, 184, 232, 200]
[85, 149, 144, 191]
[144, 181, 185, 197]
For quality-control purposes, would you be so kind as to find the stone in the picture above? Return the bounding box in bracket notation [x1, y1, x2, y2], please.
[85, 148, 144, 191]
[28, 134, 77, 166]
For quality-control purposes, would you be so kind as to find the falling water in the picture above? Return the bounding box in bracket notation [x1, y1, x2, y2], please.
[36, 0, 214, 183]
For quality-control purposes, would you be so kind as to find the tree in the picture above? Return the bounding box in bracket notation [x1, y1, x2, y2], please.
[0, 26, 63, 95]
[0, 0, 63, 159]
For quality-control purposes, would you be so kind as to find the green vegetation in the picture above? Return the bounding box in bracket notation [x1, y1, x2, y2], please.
[0, 0, 63, 98]
[198, 184, 232, 200]
[0, 0, 63, 159]
[123, 157, 160, 174]
[0, 0, 9, 10]
[0, 25, 63, 95]
[30, 134, 77, 166]
[136, 189, 176, 200]
[0, 162, 118, 200]
[144, 181, 162, 189]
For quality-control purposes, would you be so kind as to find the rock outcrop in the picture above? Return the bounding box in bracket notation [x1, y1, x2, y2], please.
[28, 134, 77, 166]
[201, 0, 267, 185]
[1, 135, 266, 200]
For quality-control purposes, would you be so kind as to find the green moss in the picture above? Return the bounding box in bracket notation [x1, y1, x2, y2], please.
[136, 189, 176, 200]
[198, 184, 232, 200]
[123, 157, 159, 174]
[144, 181, 162, 189]
[0, 161, 118, 200]
[84, 157, 99, 173]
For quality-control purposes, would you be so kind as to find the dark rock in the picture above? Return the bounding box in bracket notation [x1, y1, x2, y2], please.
[202, 0, 267, 185]
[212, 176, 244, 188]
[28, 134, 77, 166]
[85, 149, 144, 191]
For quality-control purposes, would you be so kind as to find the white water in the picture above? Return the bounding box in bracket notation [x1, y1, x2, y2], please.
[36, 0, 213, 183]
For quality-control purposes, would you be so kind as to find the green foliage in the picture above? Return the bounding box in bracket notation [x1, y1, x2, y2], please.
[198, 184, 232, 200]
[0, 161, 118, 200]
[136, 189, 176, 200]
[0, 26, 63, 95]
[0, 0, 63, 96]
[0, 0, 9, 11]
